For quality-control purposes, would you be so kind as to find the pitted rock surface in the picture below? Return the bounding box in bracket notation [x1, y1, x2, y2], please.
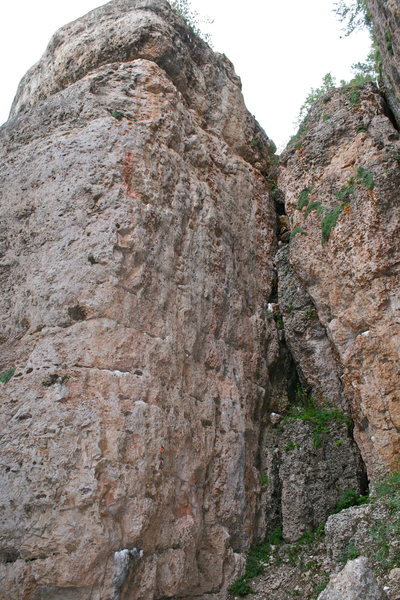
[365, 0, 400, 127]
[279, 82, 400, 479]
[0, 2, 277, 599]
[317, 557, 389, 600]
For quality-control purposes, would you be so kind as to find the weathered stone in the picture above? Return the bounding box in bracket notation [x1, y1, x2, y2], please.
[0, 1, 277, 598]
[317, 556, 389, 600]
[9, 0, 273, 174]
[261, 418, 366, 542]
[365, 0, 400, 127]
[279, 82, 400, 479]
[276, 246, 348, 410]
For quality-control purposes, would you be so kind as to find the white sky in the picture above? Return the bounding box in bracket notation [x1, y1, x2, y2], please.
[0, 0, 371, 150]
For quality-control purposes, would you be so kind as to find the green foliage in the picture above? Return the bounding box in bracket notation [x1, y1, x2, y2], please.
[298, 73, 337, 123]
[228, 542, 268, 596]
[322, 114, 331, 121]
[261, 475, 269, 486]
[298, 524, 325, 545]
[285, 524, 325, 565]
[273, 312, 284, 330]
[357, 166, 374, 189]
[297, 187, 313, 210]
[371, 492, 400, 572]
[286, 397, 351, 448]
[110, 110, 124, 120]
[321, 203, 348, 245]
[228, 530, 284, 595]
[331, 489, 369, 514]
[385, 30, 394, 54]
[311, 573, 330, 599]
[289, 121, 308, 147]
[348, 88, 361, 106]
[305, 307, 315, 318]
[336, 181, 355, 199]
[284, 441, 300, 452]
[374, 471, 400, 500]
[339, 544, 360, 564]
[0, 368, 15, 384]
[304, 201, 324, 218]
[290, 226, 307, 241]
[228, 579, 253, 596]
[351, 46, 379, 84]
[170, 0, 212, 44]
[269, 527, 284, 545]
[333, 0, 371, 36]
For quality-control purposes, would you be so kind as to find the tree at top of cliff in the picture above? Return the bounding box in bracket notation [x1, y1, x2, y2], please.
[169, 0, 213, 44]
[334, 0, 372, 36]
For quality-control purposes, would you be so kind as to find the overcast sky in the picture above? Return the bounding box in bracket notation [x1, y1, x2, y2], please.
[0, 0, 371, 149]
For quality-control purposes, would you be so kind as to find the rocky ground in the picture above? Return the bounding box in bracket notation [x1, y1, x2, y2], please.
[229, 474, 400, 600]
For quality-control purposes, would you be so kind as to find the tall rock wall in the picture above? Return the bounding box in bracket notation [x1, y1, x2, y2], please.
[0, 1, 277, 598]
[279, 82, 400, 479]
[365, 0, 400, 126]
[1, 0, 399, 599]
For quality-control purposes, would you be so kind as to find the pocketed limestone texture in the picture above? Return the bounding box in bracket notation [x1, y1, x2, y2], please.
[279, 82, 400, 479]
[0, 1, 277, 598]
[365, 0, 400, 127]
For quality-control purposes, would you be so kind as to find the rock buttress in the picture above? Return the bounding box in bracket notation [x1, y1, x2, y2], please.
[0, 1, 277, 598]
[365, 0, 400, 127]
[279, 82, 400, 480]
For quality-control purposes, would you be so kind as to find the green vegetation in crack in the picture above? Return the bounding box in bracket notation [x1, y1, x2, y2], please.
[297, 187, 313, 210]
[321, 203, 349, 246]
[273, 312, 284, 330]
[371, 472, 400, 572]
[336, 179, 356, 200]
[0, 368, 16, 384]
[228, 529, 284, 597]
[356, 166, 374, 190]
[385, 30, 394, 55]
[304, 201, 324, 219]
[290, 226, 307, 242]
[284, 392, 352, 448]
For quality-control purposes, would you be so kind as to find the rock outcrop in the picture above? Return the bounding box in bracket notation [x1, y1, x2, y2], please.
[317, 557, 388, 600]
[1, 0, 400, 599]
[0, 1, 277, 598]
[365, 0, 400, 127]
[279, 82, 400, 479]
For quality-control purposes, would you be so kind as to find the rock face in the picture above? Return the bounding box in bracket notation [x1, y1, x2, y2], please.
[317, 557, 389, 600]
[365, 0, 400, 127]
[2, 0, 400, 599]
[279, 82, 400, 479]
[0, 1, 277, 598]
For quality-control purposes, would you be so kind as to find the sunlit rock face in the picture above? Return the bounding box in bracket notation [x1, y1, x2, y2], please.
[0, 1, 277, 598]
[279, 82, 400, 480]
[365, 0, 400, 127]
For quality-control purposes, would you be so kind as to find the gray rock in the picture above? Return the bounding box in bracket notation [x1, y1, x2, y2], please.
[0, 0, 277, 598]
[317, 556, 389, 600]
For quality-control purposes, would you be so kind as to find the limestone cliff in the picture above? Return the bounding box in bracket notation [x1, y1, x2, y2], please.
[279, 82, 400, 479]
[0, 1, 277, 598]
[0, 0, 399, 599]
[366, 0, 400, 126]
